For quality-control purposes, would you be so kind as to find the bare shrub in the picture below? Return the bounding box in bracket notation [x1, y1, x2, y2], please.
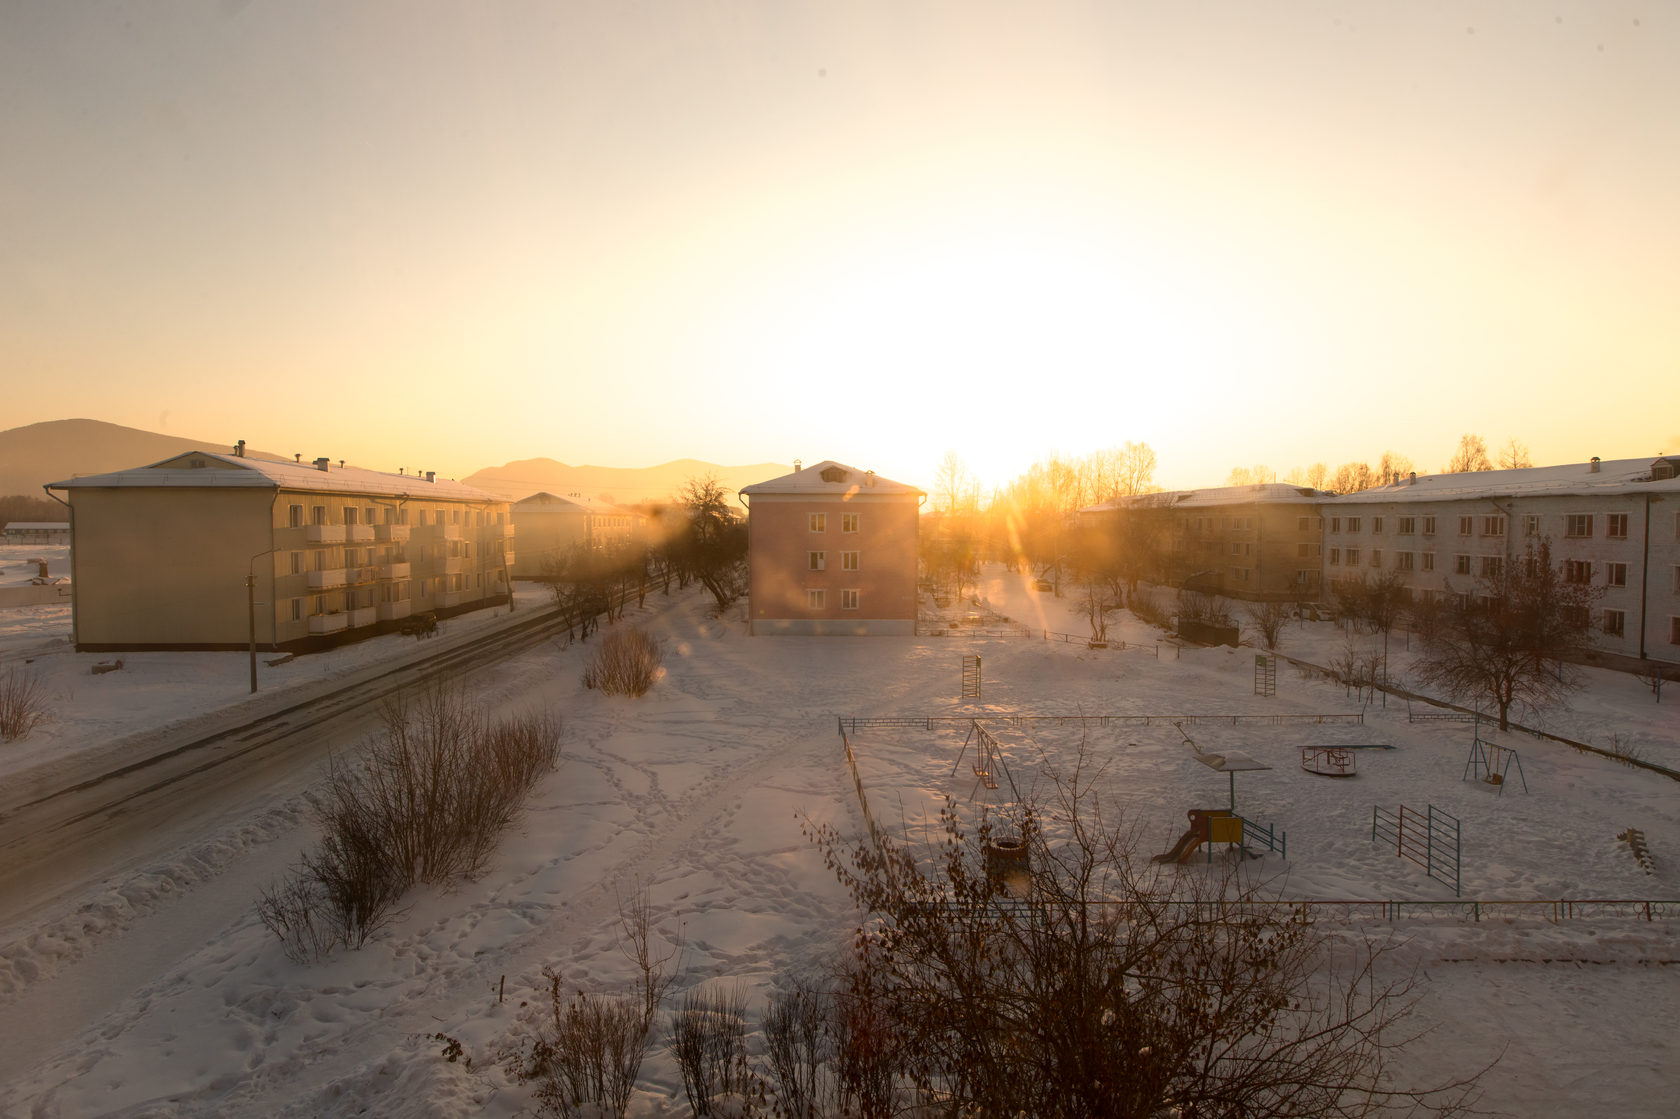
[804, 749, 1486, 1117]
[1244, 600, 1292, 650]
[1128, 588, 1173, 629]
[0, 667, 50, 742]
[258, 683, 561, 959]
[760, 972, 836, 1118]
[1178, 589, 1231, 625]
[504, 891, 678, 1117]
[670, 982, 759, 1117]
[582, 627, 664, 697]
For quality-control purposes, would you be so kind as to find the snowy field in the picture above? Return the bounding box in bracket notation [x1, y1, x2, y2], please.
[0, 563, 1676, 1116]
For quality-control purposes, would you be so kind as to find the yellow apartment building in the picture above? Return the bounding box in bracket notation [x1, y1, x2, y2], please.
[49, 447, 514, 651]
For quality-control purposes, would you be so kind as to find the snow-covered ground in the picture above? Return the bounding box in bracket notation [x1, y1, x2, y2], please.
[0, 564, 1676, 1116]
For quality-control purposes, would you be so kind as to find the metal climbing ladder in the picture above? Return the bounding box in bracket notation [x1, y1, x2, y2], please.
[1254, 654, 1276, 697]
[962, 655, 982, 699]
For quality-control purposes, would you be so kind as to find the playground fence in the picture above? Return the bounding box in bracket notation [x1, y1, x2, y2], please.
[1236, 814, 1286, 858]
[1373, 803, 1461, 897]
[837, 712, 1364, 735]
[836, 720, 884, 852]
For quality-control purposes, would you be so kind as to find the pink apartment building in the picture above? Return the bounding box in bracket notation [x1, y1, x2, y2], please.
[740, 460, 924, 635]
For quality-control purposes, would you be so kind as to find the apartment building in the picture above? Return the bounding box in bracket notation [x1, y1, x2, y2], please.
[1082, 484, 1327, 603]
[510, 492, 641, 579]
[1323, 457, 1680, 665]
[739, 460, 923, 635]
[49, 447, 513, 651]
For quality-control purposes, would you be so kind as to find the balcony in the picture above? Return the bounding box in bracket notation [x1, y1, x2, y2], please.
[377, 599, 412, 622]
[440, 524, 463, 541]
[348, 606, 379, 629]
[375, 524, 411, 543]
[443, 556, 466, 574]
[347, 525, 375, 544]
[308, 612, 349, 635]
[307, 568, 348, 590]
[379, 562, 412, 581]
[348, 565, 381, 585]
[306, 524, 347, 544]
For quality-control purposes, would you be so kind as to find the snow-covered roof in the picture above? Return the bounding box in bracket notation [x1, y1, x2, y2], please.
[1, 522, 69, 531]
[739, 459, 923, 497]
[1084, 483, 1322, 513]
[1324, 457, 1680, 505]
[48, 451, 502, 503]
[512, 491, 625, 513]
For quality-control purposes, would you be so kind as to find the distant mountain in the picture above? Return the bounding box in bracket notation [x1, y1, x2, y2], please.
[0, 419, 287, 498]
[463, 458, 789, 505]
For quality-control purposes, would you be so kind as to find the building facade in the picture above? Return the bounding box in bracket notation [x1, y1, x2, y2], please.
[50, 448, 514, 651]
[509, 492, 640, 579]
[740, 460, 923, 635]
[1322, 457, 1680, 666]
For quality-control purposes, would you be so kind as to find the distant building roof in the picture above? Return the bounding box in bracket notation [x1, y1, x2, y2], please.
[740, 460, 923, 497]
[48, 451, 501, 503]
[1325, 457, 1680, 504]
[513, 491, 625, 513]
[2, 522, 69, 532]
[1085, 483, 1323, 513]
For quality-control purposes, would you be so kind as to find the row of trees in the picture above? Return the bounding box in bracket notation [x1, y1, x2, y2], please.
[1249, 434, 1535, 496]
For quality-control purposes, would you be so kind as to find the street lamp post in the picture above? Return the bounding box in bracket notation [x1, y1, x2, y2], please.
[248, 548, 276, 694]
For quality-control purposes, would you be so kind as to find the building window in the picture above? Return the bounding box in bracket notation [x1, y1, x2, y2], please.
[1606, 512, 1628, 540]
[1346, 547, 1360, 566]
[1606, 562, 1627, 588]
[1371, 516, 1384, 534]
[1397, 552, 1414, 571]
[808, 589, 826, 609]
[312, 505, 327, 525]
[1398, 516, 1415, 535]
[1564, 560, 1593, 584]
[1422, 515, 1437, 536]
[1421, 552, 1435, 572]
[1454, 554, 1472, 575]
[1481, 515, 1505, 537]
[841, 588, 859, 610]
[1330, 517, 1341, 533]
[1523, 514, 1540, 537]
[1672, 617, 1680, 645]
[1566, 514, 1592, 538]
[397, 508, 409, 525]
[1329, 547, 1341, 565]
[1347, 517, 1362, 533]
[290, 551, 302, 575]
[1481, 555, 1503, 578]
[1458, 515, 1473, 536]
[1297, 542, 1321, 558]
[841, 551, 859, 571]
[842, 512, 860, 533]
[288, 504, 304, 527]
[1229, 541, 1242, 555]
[1370, 549, 1382, 567]
[808, 551, 825, 571]
[809, 513, 827, 532]
[1602, 609, 1625, 638]
[290, 598, 303, 622]
[344, 506, 358, 525]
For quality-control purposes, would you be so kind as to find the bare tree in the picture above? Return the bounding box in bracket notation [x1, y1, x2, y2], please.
[933, 450, 977, 515]
[1244, 600, 1291, 650]
[1445, 433, 1493, 474]
[1376, 449, 1415, 485]
[1495, 438, 1532, 470]
[1330, 461, 1375, 494]
[679, 474, 747, 612]
[806, 760, 1485, 1117]
[1413, 539, 1600, 730]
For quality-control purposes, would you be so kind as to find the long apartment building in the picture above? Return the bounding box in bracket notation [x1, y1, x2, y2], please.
[1085, 456, 1680, 667]
[1322, 456, 1680, 665]
[49, 445, 514, 651]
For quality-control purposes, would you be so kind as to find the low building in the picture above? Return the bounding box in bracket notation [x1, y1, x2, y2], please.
[1, 521, 70, 544]
[49, 447, 514, 651]
[509, 492, 640, 579]
[740, 460, 923, 635]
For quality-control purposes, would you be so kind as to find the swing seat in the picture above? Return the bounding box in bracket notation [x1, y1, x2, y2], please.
[1485, 773, 1503, 785]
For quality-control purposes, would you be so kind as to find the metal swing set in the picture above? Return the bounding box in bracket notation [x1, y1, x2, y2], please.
[1463, 734, 1528, 794]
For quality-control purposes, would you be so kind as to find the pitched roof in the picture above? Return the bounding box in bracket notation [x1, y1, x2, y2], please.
[1325, 457, 1680, 504]
[48, 451, 501, 502]
[513, 491, 625, 513]
[1084, 483, 1322, 512]
[739, 460, 923, 497]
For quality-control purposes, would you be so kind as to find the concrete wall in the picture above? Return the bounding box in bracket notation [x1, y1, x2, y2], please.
[747, 492, 918, 634]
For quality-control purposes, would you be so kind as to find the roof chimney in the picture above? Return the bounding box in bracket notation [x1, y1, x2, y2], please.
[1408, 471, 1416, 485]
[793, 459, 802, 472]
[425, 471, 436, 483]
[1590, 457, 1601, 473]
[295, 453, 301, 463]
[234, 439, 245, 458]
[314, 457, 330, 472]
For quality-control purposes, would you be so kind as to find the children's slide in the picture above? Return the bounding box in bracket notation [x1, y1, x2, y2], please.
[1152, 808, 1230, 864]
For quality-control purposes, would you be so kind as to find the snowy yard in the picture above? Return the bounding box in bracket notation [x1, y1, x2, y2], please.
[0, 563, 1676, 1116]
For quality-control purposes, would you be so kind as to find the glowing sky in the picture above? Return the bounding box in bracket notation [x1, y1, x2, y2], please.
[4, 1, 1676, 493]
